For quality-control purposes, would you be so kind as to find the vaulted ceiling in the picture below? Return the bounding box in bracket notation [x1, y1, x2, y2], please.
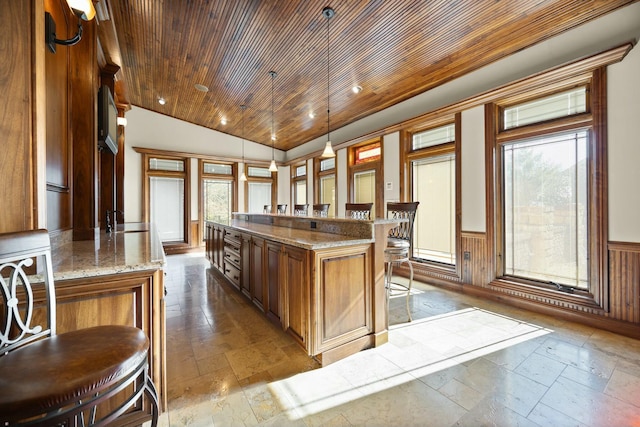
[97, 0, 637, 152]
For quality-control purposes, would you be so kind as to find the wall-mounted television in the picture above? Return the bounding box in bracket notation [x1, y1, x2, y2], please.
[98, 85, 118, 155]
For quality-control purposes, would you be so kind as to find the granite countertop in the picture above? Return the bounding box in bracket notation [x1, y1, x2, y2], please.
[228, 220, 375, 250]
[50, 223, 166, 281]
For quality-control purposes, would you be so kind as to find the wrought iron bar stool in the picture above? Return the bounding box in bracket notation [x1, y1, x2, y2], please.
[345, 202, 374, 220]
[385, 201, 420, 322]
[293, 204, 309, 216]
[312, 203, 330, 217]
[263, 205, 272, 213]
[276, 204, 288, 214]
[0, 229, 159, 426]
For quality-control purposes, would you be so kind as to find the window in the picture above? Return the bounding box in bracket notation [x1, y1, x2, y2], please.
[503, 87, 586, 130]
[494, 83, 604, 298]
[292, 163, 307, 205]
[150, 176, 184, 241]
[315, 157, 336, 217]
[200, 161, 235, 231]
[246, 165, 275, 213]
[502, 131, 588, 288]
[354, 142, 381, 165]
[140, 154, 190, 248]
[349, 140, 381, 218]
[409, 123, 457, 266]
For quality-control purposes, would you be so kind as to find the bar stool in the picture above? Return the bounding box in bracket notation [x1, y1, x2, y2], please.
[312, 203, 330, 217]
[0, 229, 159, 426]
[293, 204, 309, 216]
[345, 202, 373, 220]
[263, 204, 272, 213]
[385, 201, 419, 322]
[276, 204, 288, 214]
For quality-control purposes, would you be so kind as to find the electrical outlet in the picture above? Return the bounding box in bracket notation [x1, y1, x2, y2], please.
[464, 251, 471, 260]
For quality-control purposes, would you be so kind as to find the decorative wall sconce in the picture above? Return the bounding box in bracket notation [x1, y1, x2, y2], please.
[46, 0, 96, 53]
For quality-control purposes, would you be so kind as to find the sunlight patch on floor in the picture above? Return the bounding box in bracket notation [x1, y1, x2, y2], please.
[268, 307, 552, 420]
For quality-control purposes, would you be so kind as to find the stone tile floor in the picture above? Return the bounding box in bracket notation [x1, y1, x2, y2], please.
[151, 253, 640, 426]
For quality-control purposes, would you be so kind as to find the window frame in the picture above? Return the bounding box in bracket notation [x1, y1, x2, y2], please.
[348, 138, 382, 218]
[140, 152, 191, 251]
[314, 157, 336, 217]
[199, 159, 237, 237]
[244, 163, 276, 212]
[490, 75, 608, 310]
[291, 162, 307, 206]
[403, 115, 462, 280]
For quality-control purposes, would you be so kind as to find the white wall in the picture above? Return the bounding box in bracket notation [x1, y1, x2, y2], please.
[608, 44, 640, 242]
[306, 158, 314, 206]
[124, 106, 284, 222]
[277, 166, 291, 213]
[336, 149, 347, 218]
[383, 132, 400, 207]
[461, 106, 487, 232]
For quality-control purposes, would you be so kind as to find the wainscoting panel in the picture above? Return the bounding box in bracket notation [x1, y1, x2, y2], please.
[608, 241, 640, 323]
[461, 231, 488, 286]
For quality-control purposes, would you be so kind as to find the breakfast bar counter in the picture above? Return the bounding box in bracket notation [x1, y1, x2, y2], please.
[48, 223, 167, 411]
[206, 213, 399, 365]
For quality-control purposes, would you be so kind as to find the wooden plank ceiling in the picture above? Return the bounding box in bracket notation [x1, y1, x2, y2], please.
[100, 0, 636, 152]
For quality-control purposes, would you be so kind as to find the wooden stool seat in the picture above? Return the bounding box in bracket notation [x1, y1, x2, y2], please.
[0, 325, 153, 424]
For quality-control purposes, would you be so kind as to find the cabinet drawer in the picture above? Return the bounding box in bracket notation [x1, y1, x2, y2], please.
[224, 246, 241, 268]
[223, 231, 242, 247]
[224, 262, 240, 287]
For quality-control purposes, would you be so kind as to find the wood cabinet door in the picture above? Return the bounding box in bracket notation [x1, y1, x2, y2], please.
[283, 245, 309, 347]
[266, 241, 282, 324]
[250, 236, 265, 311]
[240, 233, 252, 298]
[205, 223, 213, 262]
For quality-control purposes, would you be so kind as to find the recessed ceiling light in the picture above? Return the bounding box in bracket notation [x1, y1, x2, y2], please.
[308, 112, 315, 119]
[195, 84, 209, 92]
[158, 97, 166, 105]
[352, 85, 362, 94]
[221, 118, 227, 125]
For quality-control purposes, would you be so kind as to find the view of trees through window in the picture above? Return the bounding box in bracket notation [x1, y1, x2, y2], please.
[203, 179, 232, 226]
[503, 131, 588, 289]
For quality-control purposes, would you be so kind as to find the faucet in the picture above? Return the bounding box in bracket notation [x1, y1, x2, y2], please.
[105, 210, 112, 234]
[105, 210, 123, 234]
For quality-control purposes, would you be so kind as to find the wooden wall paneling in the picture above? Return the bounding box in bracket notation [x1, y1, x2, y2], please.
[461, 232, 488, 286]
[45, 0, 72, 233]
[1, 0, 36, 233]
[99, 65, 120, 230]
[190, 220, 201, 247]
[115, 108, 126, 222]
[71, 14, 99, 240]
[608, 242, 640, 323]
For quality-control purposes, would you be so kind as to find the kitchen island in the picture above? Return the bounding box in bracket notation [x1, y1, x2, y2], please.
[48, 223, 167, 416]
[205, 213, 399, 365]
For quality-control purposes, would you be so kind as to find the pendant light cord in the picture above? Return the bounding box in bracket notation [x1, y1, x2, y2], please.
[270, 71, 276, 161]
[326, 9, 331, 143]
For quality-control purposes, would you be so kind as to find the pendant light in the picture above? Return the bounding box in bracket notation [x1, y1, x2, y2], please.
[268, 71, 278, 172]
[239, 104, 247, 181]
[320, 6, 336, 158]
